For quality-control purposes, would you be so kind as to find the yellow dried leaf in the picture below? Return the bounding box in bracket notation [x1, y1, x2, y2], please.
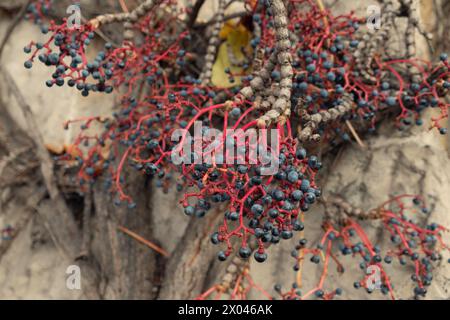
[212, 22, 253, 88]
[219, 21, 236, 40]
